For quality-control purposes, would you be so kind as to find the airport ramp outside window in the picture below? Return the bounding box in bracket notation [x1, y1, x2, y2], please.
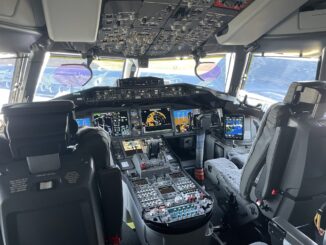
[34, 53, 125, 101]
[240, 54, 319, 104]
[137, 54, 232, 93]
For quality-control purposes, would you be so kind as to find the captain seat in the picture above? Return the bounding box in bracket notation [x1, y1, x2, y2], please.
[0, 100, 122, 245]
[205, 81, 326, 226]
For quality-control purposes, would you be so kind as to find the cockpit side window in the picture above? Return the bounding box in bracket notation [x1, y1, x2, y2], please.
[34, 53, 125, 101]
[239, 53, 319, 105]
[0, 55, 15, 108]
[0, 53, 16, 131]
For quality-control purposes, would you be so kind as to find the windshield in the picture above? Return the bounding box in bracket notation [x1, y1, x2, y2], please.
[34, 53, 125, 101]
[240, 54, 319, 103]
[138, 54, 231, 92]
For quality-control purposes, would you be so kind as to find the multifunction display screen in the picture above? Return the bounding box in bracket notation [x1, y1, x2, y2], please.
[93, 111, 130, 137]
[76, 118, 91, 127]
[224, 115, 244, 140]
[141, 108, 172, 133]
[173, 109, 200, 133]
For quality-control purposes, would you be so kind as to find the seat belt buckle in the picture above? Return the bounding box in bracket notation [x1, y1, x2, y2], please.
[256, 199, 262, 207]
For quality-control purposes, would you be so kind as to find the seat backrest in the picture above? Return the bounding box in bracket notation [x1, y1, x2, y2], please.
[0, 101, 105, 245]
[270, 81, 326, 225]
[242, 81, 326, 226]
[240, 102, 291, 198]
[75, 127, 123, 242]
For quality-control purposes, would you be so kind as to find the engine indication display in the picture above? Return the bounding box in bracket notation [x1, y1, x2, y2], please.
[173, 109, 200, 133]
[141, 108, 172, 133]
[93, 111, 130, 137]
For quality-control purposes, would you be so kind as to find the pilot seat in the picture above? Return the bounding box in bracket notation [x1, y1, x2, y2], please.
[205, 81, 326, 228]
[0, 100, 123, 245]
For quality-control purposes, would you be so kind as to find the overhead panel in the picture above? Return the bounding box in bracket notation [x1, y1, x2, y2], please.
[97, 0, 253, 58]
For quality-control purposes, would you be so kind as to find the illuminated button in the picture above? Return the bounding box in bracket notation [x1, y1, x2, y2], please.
[39, 180, 54, 190]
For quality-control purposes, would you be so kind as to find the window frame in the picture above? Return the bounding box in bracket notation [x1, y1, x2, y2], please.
[238, 52, 320, 105]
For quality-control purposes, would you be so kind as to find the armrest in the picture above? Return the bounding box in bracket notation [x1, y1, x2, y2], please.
[269, 217, 317, 245]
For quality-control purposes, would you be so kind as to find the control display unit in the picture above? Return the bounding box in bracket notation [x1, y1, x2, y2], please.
[173, 109, 200, 133]
[76, 117, 91, 127]
[141, 108, 172, 133]
[224, 115, 244, 140]
[158, 185, 176, 195]
[93, 111, 130, 137]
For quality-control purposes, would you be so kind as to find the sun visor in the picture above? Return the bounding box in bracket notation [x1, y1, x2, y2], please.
[216, 0, 308, 46]
[42, 0, 102, 42]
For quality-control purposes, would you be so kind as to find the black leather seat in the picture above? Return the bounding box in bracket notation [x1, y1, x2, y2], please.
[0, 100, 122, 245]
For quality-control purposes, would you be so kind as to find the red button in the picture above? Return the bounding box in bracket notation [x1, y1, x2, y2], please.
[271, 189, 278, 196]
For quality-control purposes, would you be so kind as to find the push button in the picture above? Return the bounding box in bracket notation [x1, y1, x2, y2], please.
[39, 180, 54, 190]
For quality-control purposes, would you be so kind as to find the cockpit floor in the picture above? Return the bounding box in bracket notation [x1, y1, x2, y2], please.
[121, 222, 140, 245]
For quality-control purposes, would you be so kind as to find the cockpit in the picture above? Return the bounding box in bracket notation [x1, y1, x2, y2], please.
[1, 1, 326, 245]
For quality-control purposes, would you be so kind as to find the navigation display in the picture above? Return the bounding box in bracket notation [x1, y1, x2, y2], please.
[122, 139, 144, 156]
[173, 109, 200, 133]
[76, 118, 91, 127]
[224, 115, 244, 140]
[141, 108, 172, 133]
[93, 111, 130, 137]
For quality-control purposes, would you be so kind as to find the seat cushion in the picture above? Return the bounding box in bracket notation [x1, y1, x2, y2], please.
[205, 158, 242, 194]
[228, 152, 249, 169]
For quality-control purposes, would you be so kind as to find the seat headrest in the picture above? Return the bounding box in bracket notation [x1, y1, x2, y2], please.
[1, 100, 77, 159]
[284, 81, 326, 118]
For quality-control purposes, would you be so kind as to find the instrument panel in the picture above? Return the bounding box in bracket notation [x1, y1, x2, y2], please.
[76, 106, 203, 137]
